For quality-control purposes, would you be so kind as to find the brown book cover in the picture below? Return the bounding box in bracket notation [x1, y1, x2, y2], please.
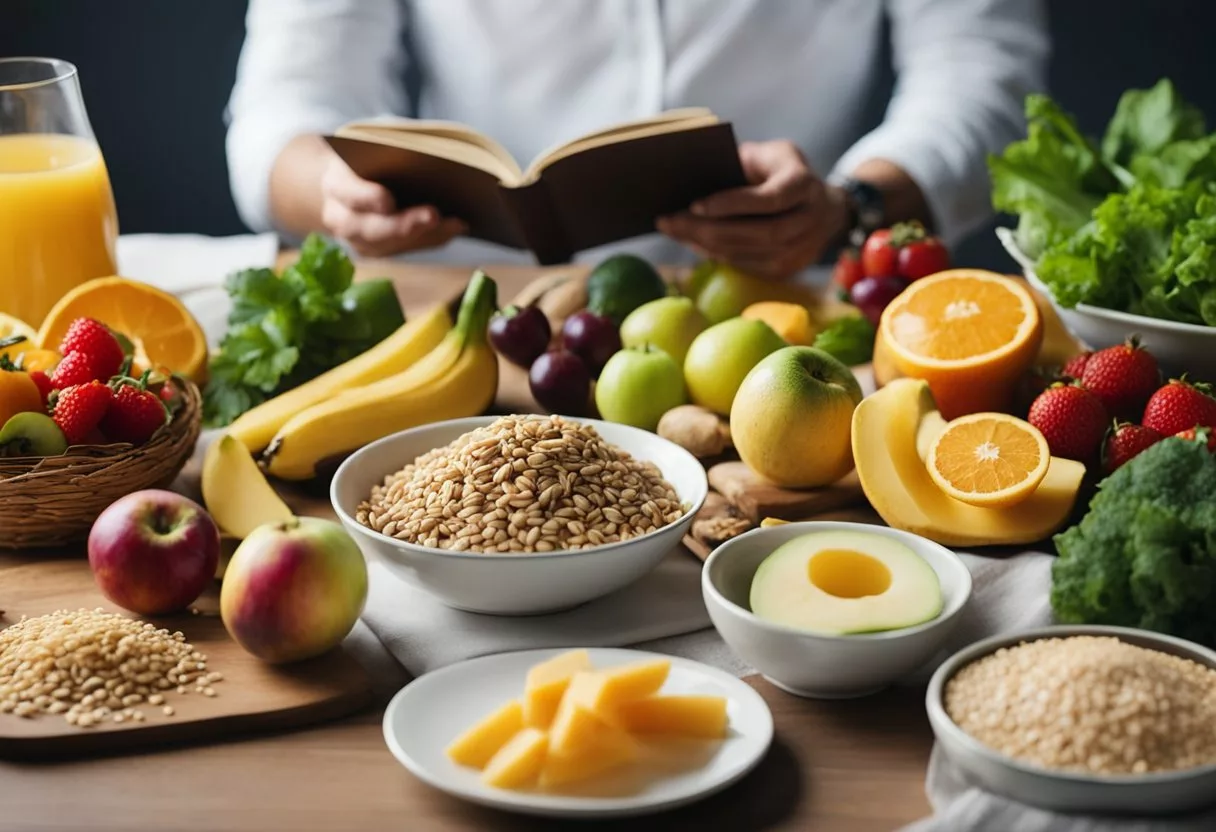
[324, 111, 746, 264]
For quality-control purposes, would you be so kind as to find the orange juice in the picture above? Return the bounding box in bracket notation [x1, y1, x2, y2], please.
[0, 133, 118, 327]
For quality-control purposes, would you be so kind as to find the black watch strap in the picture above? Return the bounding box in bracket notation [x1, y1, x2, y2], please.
[835, 177, 886, 247]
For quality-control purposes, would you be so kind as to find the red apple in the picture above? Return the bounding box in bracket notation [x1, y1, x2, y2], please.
[88, 489, 220, 615]
[220, 517, 368, 664]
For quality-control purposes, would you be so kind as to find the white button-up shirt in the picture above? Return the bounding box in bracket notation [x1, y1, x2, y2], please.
[226, 0, 1048, 265]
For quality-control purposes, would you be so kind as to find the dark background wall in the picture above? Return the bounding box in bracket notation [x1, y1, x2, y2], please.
[4, 1, 1216, 267]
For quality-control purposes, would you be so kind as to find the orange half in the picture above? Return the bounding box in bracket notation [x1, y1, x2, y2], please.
[877, 270, 1042, 418]
[926, 412, 1050, 508]
[36, 277, 208, 382]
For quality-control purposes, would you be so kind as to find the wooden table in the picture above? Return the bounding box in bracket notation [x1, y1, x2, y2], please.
[0, 261, 934, 831]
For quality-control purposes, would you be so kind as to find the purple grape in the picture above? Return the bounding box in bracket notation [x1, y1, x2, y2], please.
[561, 310, 621, 377]
[849, 275, 911, 326]
[529, 350, 591, 415]
[489, 304, 552, 368]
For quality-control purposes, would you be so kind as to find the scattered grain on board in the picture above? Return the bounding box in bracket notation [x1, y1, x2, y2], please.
[357, 415, 686, 553]
[945, 636, 1216, 774]
[0, 608, 220, 729]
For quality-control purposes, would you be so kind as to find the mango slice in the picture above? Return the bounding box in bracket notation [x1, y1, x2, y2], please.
[481, 727, 549, 789]
[578, 660, 671, 712]
[523, 649, 591, 729]
[851, 379, 1085, 547]
[540, 727, 639, 789]
[445, 699, 523, 769]
[616, 695, 729, 739]
[548, 660, 670, 755]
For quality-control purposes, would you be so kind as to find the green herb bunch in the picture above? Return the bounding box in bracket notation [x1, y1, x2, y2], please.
[202, 234, 404, 426]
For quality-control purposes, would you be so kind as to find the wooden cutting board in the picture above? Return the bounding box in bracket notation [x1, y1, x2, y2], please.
[707, 463, 867, 523]
[0, 559, 373, 760]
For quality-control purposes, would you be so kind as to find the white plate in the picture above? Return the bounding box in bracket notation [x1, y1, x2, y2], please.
[382, 648, 774, 818]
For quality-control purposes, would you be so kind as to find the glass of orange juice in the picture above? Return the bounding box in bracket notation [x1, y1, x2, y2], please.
[0, 57, 118, 328]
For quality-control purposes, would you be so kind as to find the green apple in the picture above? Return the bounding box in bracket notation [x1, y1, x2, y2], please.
[683, 318, 786, 415]
[619, 297, 708, 364]
[730, 346, 863, 488]
[595, 346, 688, 431]
[685, 262, 746, 324]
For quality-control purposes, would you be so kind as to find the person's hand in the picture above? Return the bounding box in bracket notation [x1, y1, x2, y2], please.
[657, 140, 850, 280]
[320, 156, 466, 257]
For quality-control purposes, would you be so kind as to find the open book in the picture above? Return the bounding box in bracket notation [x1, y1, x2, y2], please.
[325, 108, 745, 264]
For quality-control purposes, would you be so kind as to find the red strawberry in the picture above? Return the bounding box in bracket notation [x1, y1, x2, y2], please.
[57, 317, 124, 383]
[50, 350, 100, 390]
[1102, 422, 1162, 474]
[1028, 383, 1109, 463]
[100, 379, 169, 445]
[1173, 426, 1216, 452]
[1060, 351, 1092, 381]
[1142, 378, 1216, 438]
[1080, 337, 1160, 420]
[28, 370, 54, 404]
[51, 381, 114, 445]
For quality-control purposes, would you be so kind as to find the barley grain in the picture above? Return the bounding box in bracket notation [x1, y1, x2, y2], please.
[0, 609, 220, 729]
[356, 415, 686, 553]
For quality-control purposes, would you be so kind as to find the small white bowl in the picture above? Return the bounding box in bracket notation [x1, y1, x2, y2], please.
[927, 625, 1216, 815]
[701, 521, 972, 699]
[331, 416, 708, 616]
[997, 227, 1216, 378]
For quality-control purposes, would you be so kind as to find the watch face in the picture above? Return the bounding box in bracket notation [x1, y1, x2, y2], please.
[848, 180, 885, 231]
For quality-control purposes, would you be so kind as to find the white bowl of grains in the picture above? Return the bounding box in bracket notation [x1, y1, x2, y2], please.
[330, 414, 707, 615]
[928, 625, 1216, 815]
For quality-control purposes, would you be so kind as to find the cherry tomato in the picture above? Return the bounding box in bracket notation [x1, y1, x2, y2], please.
[830, 248, 864, 292]
[860, 229, 898, 278]
[897, 237, 950, 280]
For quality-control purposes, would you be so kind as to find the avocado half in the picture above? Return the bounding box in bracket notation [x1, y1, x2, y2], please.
[749, 530, 942, 635]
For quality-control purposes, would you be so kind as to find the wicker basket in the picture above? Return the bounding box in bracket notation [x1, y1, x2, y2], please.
[0, 382, 202, 550]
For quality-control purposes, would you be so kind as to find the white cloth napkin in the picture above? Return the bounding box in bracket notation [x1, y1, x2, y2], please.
[360, 551, 712, 677]
[902, 746, 1216, 832]
[116, 232, 279, 348]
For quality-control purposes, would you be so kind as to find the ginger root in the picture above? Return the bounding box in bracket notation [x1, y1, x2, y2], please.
[657, 405, 732, 458]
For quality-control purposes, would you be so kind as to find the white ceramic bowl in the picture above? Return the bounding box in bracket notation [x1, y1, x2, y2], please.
[331, 416, 708, 616]
[997, 227, 1216, 378]
[701, 521, 972, 699]
[927, 625, 1216, 815]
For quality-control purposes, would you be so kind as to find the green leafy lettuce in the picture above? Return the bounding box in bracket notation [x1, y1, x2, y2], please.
[202, 234, 405, 427]
[990, 79, 1216, 326]
[1051, 437, 1216, 646]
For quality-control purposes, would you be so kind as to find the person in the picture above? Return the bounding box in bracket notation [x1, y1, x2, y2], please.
[226, 0, 1048, 279]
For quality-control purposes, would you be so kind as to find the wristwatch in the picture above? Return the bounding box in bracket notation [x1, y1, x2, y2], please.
[834, 176, 887, 248]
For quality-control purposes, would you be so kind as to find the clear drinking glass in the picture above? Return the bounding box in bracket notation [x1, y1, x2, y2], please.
[0, 57, 119, 327]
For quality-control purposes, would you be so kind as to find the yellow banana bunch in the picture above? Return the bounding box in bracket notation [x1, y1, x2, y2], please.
[263, 271, 500, 481]
[227, 303, 452, 452]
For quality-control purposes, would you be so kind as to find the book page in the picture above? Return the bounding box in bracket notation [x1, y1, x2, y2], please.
[523, 108, 720, 181]
[336, 120, 523, 183]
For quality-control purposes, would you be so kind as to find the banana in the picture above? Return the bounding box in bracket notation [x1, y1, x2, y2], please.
[227, 303, 452, 453]
[201, 433, 294, 538]
[263, 271, 499, 481]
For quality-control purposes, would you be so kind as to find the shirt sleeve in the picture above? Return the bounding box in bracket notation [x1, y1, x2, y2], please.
[830, 0, 1049, 246]
[225, 0, 408, 232]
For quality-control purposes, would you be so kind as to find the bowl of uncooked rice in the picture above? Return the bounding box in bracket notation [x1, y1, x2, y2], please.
[927, 625, 1216, 815]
